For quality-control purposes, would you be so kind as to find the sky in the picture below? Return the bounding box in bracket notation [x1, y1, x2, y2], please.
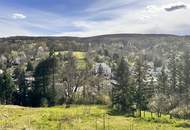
[0, 0, 189, 37]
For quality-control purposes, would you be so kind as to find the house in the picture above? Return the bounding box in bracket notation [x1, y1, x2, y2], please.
[0, 69, 3, 75]
[0, 55, 7, 63]
[25, 71, 35, 86]
[94, 63, 112, 77]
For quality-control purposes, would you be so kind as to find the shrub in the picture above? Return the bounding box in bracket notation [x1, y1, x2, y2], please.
[170, 105, 190, 119]
[40, 98, 49, 107]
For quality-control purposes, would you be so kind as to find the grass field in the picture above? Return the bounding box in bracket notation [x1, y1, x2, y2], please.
[54, 51, 86, 60]
[0, 105, 189, 130]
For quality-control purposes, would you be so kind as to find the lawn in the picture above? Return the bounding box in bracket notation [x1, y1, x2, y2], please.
[0, 105, 189, 130]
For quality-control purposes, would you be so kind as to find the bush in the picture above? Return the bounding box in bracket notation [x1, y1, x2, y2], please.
[170, 105, 190, 119]
[40, 98, 49, 107]
[96, 95, 111, 105]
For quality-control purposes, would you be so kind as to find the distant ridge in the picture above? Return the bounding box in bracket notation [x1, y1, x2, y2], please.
[1, 33, 189, 39]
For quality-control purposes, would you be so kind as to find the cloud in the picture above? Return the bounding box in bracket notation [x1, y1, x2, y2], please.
[12, 13, 26, 20]
[56, 0, 190, 37]
[165, 4, 187, 12]
[85, 0, 143, 13]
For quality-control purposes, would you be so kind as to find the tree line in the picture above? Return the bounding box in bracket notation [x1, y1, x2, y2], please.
[112, 49, 190, 119]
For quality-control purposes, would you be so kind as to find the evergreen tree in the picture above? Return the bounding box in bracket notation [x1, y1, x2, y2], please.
[32, 57, 58, 107]
[146, 75, 155, 100]
[0, 73, 5, 104]
[0, 71, 15, 104]
[97, 64, 104, 76]
[17, 71, 31, 106]
[150, 65, 169, 117]
[49, 49, 57, 106]
[177, 61, 185, 98]
[134, 56, 147, 117]
[168, 50, 178, 93]
[182, 50, 190, 108]
[157, 65, 168, 94]
[26, 61, 34, 71]
[112, 57, 134, 113]
[96, 64, 104, 93]
[183, 50, 190, 93]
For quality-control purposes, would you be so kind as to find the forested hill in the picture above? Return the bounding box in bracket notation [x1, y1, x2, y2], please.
[1, 34, 190, 45]
[0, 33, 190, 55]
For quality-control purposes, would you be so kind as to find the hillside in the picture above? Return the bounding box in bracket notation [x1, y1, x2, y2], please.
[1, 34, 190, 53]
[0, 34, 190, 65]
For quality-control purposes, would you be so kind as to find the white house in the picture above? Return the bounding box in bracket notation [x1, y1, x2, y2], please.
[0, 69, 3, 74]
[94, 63, 112, 77]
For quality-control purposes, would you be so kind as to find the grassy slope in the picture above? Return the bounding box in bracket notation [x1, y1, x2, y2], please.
[57, 51, 87, 69]
[0, 105, 189, 130]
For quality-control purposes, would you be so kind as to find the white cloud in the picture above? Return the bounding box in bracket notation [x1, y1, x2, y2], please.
[57, 0, 190, 37]
[12, 13, 26, 20]
[85, 0, 140, 13]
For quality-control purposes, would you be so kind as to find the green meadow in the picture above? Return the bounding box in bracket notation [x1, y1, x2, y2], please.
[0, 105, 189, 130]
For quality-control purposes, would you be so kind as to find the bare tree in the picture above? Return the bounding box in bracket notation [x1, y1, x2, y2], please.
[61, 52, 91, 107]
